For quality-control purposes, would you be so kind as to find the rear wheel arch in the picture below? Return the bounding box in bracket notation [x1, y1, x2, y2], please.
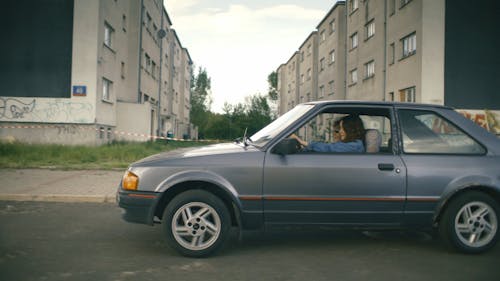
[154, 181, 241, 227]
[435, 186, 500, 224]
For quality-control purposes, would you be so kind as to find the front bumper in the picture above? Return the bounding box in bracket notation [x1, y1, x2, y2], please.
[117, 188, 160, 225]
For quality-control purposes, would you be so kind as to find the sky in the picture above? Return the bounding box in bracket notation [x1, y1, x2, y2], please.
[164, 0, 338, 113]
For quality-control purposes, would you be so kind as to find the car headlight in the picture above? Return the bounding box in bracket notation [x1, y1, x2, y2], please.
[122, 171, 139, 191]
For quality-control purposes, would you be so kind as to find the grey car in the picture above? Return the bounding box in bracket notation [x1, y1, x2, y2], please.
[117, 101, 500, 257]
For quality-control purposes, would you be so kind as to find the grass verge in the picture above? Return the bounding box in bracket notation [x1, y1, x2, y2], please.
[0, 140, 214, 170]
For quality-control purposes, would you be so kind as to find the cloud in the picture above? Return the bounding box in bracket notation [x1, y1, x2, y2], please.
[164, 0, 200, 13]
[164, 1, 329, 112]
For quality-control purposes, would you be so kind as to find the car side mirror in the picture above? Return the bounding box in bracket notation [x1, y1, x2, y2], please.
[272, 138, 300, 155]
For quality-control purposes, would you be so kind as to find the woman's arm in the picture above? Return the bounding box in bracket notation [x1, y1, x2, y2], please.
[289, 134, 308, 147]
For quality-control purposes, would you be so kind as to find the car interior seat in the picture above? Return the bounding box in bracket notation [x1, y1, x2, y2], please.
[365, 129, 382, 153]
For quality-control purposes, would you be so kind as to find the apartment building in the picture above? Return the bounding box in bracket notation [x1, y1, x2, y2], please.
[0, 0, 194, 145]
[277, 2, 347, 115]
[316, 3, 347, 102]
[277, 52, 300, 114]
[277, 0, 500, 116]
[346, 0, 386, 101]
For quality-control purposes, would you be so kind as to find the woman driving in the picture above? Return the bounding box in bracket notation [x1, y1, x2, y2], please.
[290, 115, 365, 153]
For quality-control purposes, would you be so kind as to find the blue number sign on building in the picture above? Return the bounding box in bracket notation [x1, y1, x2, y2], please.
[72, 86, 87, 96]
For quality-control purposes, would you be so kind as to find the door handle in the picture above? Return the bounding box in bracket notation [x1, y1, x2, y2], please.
[378, 163, 395, 171]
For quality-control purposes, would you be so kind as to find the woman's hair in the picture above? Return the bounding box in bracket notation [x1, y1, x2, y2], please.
[333, 119, 341, 130]
[340, 115, 365, 143]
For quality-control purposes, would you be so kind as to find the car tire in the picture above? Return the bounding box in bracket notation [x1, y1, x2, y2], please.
[162, 190, 230, 257]
[439, 191, 499, 254]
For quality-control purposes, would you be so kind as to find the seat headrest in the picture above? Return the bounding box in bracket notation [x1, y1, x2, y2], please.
[365, 129, 382, 153]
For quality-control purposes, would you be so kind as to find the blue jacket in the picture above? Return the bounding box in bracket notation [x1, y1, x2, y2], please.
[305, 139, 365, 153]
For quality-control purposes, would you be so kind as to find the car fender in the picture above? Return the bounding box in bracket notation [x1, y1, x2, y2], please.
[433, 174, 500, 222]
[153, 169, 244, 213]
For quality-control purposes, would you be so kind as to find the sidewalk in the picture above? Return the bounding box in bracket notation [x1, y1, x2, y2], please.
[0, 169, 125, 203]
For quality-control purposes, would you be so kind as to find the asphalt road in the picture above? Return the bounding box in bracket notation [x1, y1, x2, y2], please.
[1, 201, 499, 281]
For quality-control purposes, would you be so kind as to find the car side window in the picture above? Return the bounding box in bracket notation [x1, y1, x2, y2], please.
[292, 108, 393, 154]
[398, 109, 485, 154]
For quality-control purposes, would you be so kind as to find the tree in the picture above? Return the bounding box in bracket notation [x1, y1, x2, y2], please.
[188, 67, 275, 140]
[245, 94, 272, 135]
[267, 71, 278, 101]
[190, 67, 212, 138]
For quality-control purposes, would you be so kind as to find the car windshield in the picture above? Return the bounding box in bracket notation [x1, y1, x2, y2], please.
[250, 104, 314, 147]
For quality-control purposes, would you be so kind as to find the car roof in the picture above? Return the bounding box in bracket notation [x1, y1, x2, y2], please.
[303, 100, 454, 110]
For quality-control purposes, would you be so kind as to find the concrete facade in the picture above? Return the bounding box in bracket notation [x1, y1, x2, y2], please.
[0, 0, 194, 145]
[317, 3, 347, 102]
[276, 0, 454, 116]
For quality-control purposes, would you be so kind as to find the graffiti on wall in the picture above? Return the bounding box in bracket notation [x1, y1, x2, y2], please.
[0, 98, 36, 119]
[458, 109, 500, 134]
[0, 97, 94, 123]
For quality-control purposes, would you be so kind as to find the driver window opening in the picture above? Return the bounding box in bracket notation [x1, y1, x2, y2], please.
[292, 109, 393, 154]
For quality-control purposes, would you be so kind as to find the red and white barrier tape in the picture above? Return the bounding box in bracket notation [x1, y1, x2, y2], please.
[0, 125, 214, 142]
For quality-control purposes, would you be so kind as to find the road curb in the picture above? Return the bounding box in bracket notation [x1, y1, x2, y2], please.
[0, 194, 116, 204]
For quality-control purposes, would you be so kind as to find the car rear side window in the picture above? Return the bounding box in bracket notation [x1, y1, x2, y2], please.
[398, 109, 485, 154]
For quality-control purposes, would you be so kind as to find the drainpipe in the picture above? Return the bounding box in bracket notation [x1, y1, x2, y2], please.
[137, 0, 144, 103]
[344, 2, 348, 100]
[157, 10, 166, 137]
[382, 0, 388, 101]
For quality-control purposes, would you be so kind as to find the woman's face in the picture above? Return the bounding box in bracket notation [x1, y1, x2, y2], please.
[339, 121, 347, 141]
[333, 124, 341, 141]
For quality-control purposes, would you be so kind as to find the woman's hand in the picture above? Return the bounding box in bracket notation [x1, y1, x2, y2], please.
[290, 134, 308, 147]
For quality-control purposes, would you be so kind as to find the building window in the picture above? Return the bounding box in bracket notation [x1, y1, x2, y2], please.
[399, 86, 416, 102]
[151, 61, 156, 78]
[365, 20, 375, 40]
[350, 69, 358, 85]
[350, 32, 358, 49]
[307, 68, 311, 80]
[121, 62, 125, 78]
[99, 127, 105, 139]
[400, 0, 412, 8]
[146, 12, 152, 31]
[145, 53, 151, 72]
[320, 58, 325, 71]
[350, 0, 359, 13]
[307, 44, 312, 56]
[104, 22, 114, 48]
[329, 20, 336, 34]
[389, 43, 395, 65]
[107, 128, 112, 140]
[319, 85, 325, 98]
[330, 50, 335, 63]
[389, 92, 394, 101]
[301, 51, 304, 62]
[329, 80, 334, 95]
[389, 0, 396, 15]
[321, 30, 326, 42]
[402, 32, 417, 58]
[364, 60, 375, 79]
[301, 74, 305, 84]
[102, 78, 112, 101]
[122, 14, 127, 32]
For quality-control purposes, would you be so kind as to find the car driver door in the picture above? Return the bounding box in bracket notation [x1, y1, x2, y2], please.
[262, 105, 407, 227]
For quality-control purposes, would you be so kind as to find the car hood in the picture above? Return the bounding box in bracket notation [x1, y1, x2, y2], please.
[132, 142, 260, 166]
